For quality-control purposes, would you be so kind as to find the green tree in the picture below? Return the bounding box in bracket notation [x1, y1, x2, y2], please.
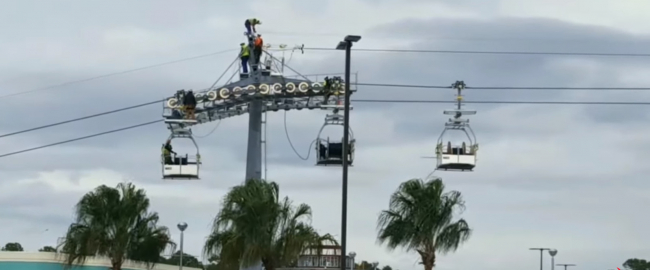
[59, 182, 176, 270]
[204, 255, 228, 270]
[376, 178, 471, 270]
[39, 246, 57, 252]
[623, 258, 650, 270]
[204, 178, 336, 270]
[163, 251, 203, 268]
[357, 261, 378, 270]
[1, 242, 24, 251]
[205, 254, 223, 270]
[382, 265, 393, 270]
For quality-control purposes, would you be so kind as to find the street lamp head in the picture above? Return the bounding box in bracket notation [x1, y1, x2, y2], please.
[548, 249, 557, 256]
[348, 252, 356, 258]
[344, 35, 362, 42]
[177, 222, 188, 231]
[336, 35, 362, 50]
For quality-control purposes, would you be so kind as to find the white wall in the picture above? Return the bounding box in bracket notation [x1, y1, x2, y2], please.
[0, 252, 202, 270]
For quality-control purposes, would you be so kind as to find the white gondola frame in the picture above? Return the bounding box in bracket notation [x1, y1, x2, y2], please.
[161, 128, 201, 180]
[435, 119, 478, 171]
[314, 110, 355, 166]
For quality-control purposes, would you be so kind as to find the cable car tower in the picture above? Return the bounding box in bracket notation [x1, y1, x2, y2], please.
[160, 28, 356, 180]
[435, 81, 478, 171]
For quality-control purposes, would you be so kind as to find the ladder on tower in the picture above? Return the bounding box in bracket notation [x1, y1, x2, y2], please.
[261, 111, 268, 180]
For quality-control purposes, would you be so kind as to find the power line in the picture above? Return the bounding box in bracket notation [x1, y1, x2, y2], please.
[354, 99, 650, 105]
[468, 86, 650, 90]
[0, 120, 161, 158]
[2, 45, 645, 102]
[264, 31, 636, 44]
[2, 98, 650, 159]
[4, 82, 650, 139]
[0, 100, 162, 139]
[304, 47, 650, 57]
[0, 48, 237, 100]
[356, 83, 450, 89]
[355, 82, 650, 90]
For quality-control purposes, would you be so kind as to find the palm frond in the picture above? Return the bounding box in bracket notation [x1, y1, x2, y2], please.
[60, 182, 174, 269]
[205, 178, 326, 270]
[376, 177, 472, 262]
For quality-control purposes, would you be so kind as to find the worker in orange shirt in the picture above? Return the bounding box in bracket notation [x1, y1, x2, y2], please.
[253, 34, 264, 67]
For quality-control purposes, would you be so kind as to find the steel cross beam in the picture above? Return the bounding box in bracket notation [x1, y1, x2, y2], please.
[162, 74, 357, 129]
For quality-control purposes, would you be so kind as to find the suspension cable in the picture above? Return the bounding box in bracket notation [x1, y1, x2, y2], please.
[0, 99, 162, 139]
[0, 48, 237, 100]
[209, 56, 240, 89]
[0, 120, 162, 158]
[194, 120, 222, 138]
[4, 97, 650, 158]
[283, 111, 315, 160]
[303, 47, 650, 57]
[4, 82, 650, 141]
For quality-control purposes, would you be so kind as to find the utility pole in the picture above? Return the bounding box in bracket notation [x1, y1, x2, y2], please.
[336, 34, 361, 270]
[530, 248, 551, 270]
[556, 263, 576, 270]
[548, 249, 558, 270]
[177, 222, 188, 270]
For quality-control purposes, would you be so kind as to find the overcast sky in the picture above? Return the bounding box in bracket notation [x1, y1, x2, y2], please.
[1, 0, 650, 270]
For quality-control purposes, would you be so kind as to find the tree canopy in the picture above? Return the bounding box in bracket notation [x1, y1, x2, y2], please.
[354, 260, 393, 270]
[161, 251, 203, 268]
[204, 178, 336, 270]
[623, 258, 650, 270]
[376, 177, 471, 270]
[356, 260, 378, 270]
[1, 242, 23, 251]
[11, 177, 467, 270]
[38, 246, 57, 252]
[59, 182, 175, 270]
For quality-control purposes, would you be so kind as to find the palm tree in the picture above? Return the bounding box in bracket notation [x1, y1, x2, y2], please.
[376, 178, 471, 270]
[204, 178, 336, 270]
[59, 182, 175, 270]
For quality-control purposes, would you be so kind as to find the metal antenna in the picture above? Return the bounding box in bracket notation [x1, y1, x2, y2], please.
[556, 263, 576, 270]
[452, 80, 466, 115]
[443, 80, 474, 125]
[529, 248, 551, 270]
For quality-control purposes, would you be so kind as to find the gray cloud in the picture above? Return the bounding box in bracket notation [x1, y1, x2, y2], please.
[1, 2, 649, 270]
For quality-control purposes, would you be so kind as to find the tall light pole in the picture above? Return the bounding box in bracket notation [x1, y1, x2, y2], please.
[177, 222, 188, 270]
[336, 34, 361, 270]
[530, 248, 551, 270]
[549, 249, 558, 270]
[556, 263, 576, 270]
[348, 252, 356, 270]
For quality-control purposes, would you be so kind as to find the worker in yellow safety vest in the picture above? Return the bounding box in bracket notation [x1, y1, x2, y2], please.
[162, 139, 176, 164]
[244, 18, 261, 35]
[240, 43, 250, 74]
